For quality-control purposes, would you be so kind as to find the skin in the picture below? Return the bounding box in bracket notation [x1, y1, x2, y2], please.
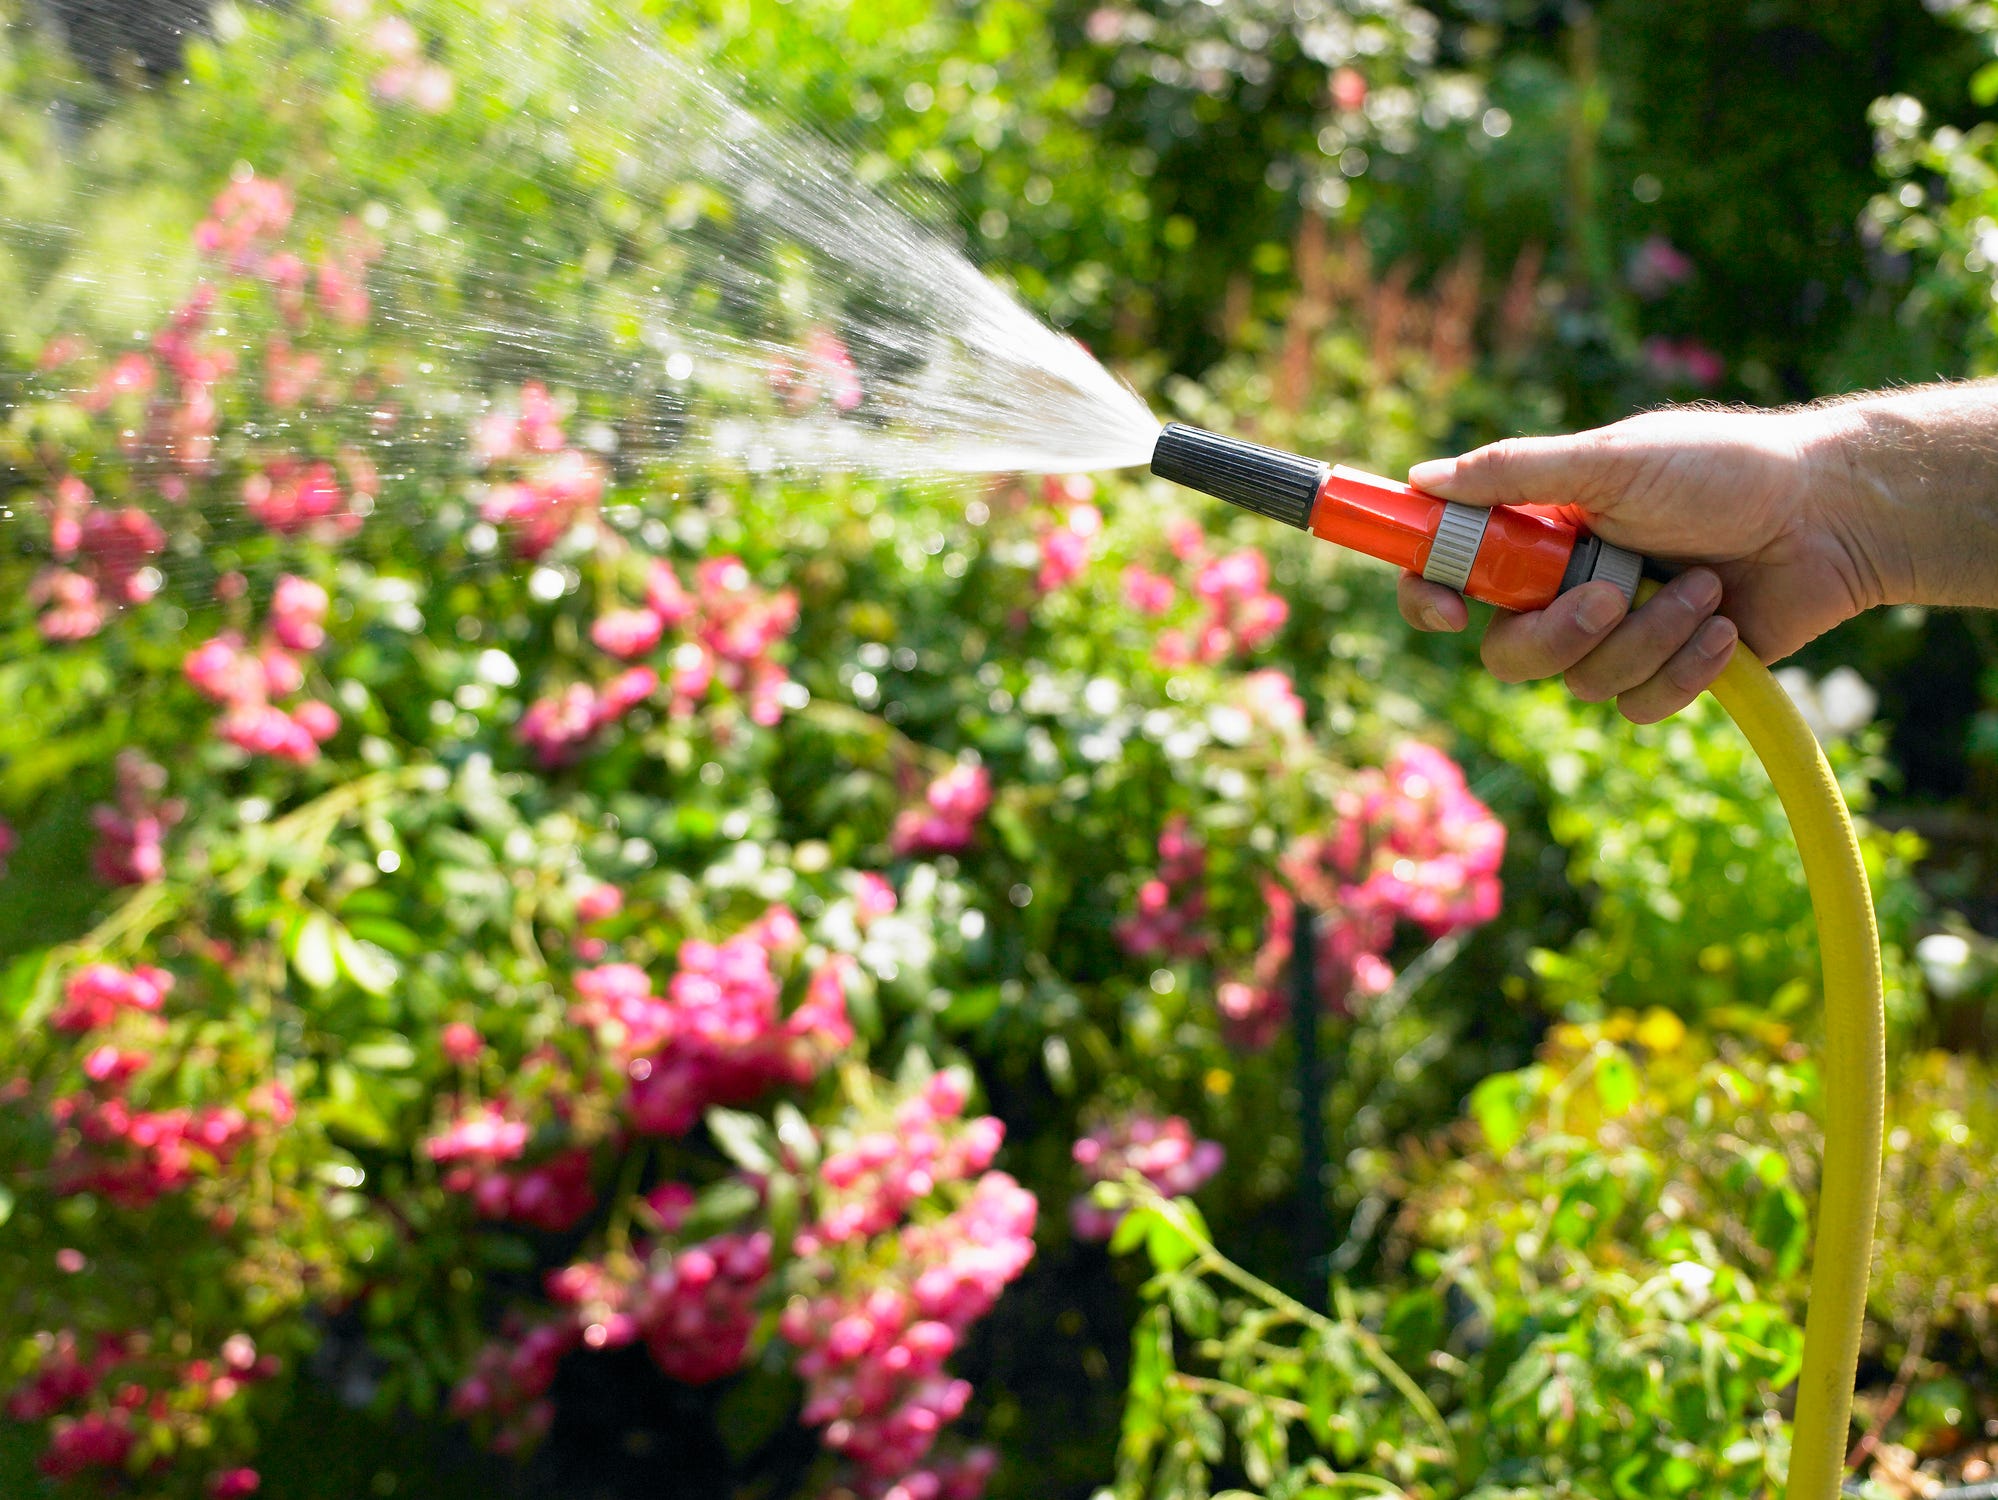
[1396, 380, 1998, 722]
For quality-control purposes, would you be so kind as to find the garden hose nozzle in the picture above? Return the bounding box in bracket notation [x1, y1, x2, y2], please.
[1151, 423, 1647, 610]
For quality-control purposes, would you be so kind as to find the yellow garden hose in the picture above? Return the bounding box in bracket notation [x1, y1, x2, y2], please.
[1690, 596, 1887, 1500]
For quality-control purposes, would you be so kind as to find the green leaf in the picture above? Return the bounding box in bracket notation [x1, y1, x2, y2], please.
[1109, 1204, 1153, 1257]
[704, 1108, 776, 1174]
[335, 930, 400, 997]
[1470, 1072, 1527, 1154]
[290, 911, 339, 991]
[348, 1033, 417, 1072]
[1147, 1206, 1201, 1274]
[1595, 1050, 1639, 1116]
[1974, 60, 1998, 107]
[772, 1101, 818, 1170]
[679, 1177, 761, 1240]
[1166, 1274, 1219, 1338]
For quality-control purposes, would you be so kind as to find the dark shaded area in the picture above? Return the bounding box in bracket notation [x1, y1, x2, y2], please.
[29, 0, 209, 78]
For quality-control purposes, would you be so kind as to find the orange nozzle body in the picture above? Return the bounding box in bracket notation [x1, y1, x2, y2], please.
[1310, 466, 1577, 613]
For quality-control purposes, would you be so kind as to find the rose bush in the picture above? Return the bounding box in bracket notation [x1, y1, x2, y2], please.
[0, 5, 1516, 1484]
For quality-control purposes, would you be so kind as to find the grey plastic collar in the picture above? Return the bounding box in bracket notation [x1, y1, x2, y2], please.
[1421, 501, 1490, 593]
[1587, 541, 1643, 604]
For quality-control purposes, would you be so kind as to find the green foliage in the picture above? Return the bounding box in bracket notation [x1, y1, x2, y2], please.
[1455, 676, 1930, 1038]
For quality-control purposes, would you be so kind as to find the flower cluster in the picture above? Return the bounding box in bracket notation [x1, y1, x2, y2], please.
[48, 1078, 292, 1211]
[799, 1072, 1006, 1253]
[523, 555, 800, 765]
[424, 1104, 596, 1233]
[1035, 476, 1102, 594]
[516, 666, 658, 768]
[785, 1164, 1037, 1492]
[1116, 814, 1209, 961]
[475, 382, 607, 558]
[52, 962, 173, 1034]
[8, 1330, 275, 1490]
[184, 575, 342, 762]
[891, 764, 992, 857]
[29, 476, 167, 642]
[91, 750, 184, 886]
[448, 1317, 576, 1455]
[1218, 742, 1506, 1044]
[1152, 518, 1289, 667]
[1069, 1113, 1225, 1241]
[572, 908, 853, 1137]
[365, 12, 455, 113]
[1642, 336, 1725, 389]
[603, 557, 799, 714]
[243, 456, 366, 536]
[634, 1231, 775, 1382]
[539, 1227, 777, 1380]
[457, 1226, 774, 1452]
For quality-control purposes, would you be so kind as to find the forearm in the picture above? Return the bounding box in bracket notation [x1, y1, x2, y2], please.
[1808, 379, 1998, 611]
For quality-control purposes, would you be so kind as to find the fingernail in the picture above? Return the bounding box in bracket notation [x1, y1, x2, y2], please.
[1574, 586, 1623, 635]
[1694, 616, 1737, 660]
[1681, 569, 1722, 611]
[1408, 458, 1456, 490]
[1420, 605, 1449, 631]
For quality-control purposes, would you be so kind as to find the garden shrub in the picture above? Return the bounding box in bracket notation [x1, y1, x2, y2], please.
[0, 5, 1524, 1488]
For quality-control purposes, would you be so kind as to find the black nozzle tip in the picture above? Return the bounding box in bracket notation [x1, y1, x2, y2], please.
[1150, 423, 1326, 531]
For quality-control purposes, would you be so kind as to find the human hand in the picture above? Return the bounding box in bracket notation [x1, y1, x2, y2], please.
[1397, 406, 1885, 722]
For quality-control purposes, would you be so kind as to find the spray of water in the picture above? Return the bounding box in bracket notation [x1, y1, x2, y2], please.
[3, 0, 1162, 485]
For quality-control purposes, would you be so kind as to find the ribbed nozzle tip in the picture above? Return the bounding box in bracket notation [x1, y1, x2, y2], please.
[1150, 423, 1326, 531]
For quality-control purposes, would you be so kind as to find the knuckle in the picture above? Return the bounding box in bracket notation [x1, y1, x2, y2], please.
[1480, 630, 1528, 683]
[1563, 665, 1614, 703]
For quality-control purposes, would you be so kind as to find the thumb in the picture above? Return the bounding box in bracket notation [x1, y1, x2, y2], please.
[1408, 435, 1597, 510]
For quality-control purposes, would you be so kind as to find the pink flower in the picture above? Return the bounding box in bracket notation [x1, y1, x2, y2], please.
[853, 872, 898, 925]
[591, 608, 664, 660]
[52, 963, 174, 1034]
[31, 569, 105, 642]
[575, 883, 624, 923]
[1628, 235, 1695, 299]
[644, 561, 696, 626]
[425, 1104, 531, 1167]
[440, 1022, 483, 1065]
[243, 460, 352, 534]
[1165, 515, 1207, 562]
[1122, 566, 1176, 615]
[184, 634, 254, 703]
[194, 174, 294, 273]
[1116, 816, 1208, 960]
[1036, 502, 1102, 594]
[270, 575, 330, 652]
[90, 750, 183, 886]
[646, 1182, 696, 1233]
[891, 765, 993, 857]
[1070, 1113, 1224, 1241]
[209, 1469, 262, 1499]
[1239, 669, 1305, 734]
[772, 329, 865, 412]
[1643, 337, 1725, 389]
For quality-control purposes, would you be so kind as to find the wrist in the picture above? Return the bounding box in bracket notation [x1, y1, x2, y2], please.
[1796, 400, 1917, 612]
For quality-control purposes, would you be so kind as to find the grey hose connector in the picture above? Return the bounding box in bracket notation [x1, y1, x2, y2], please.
[1557, 532, 1644, 605]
